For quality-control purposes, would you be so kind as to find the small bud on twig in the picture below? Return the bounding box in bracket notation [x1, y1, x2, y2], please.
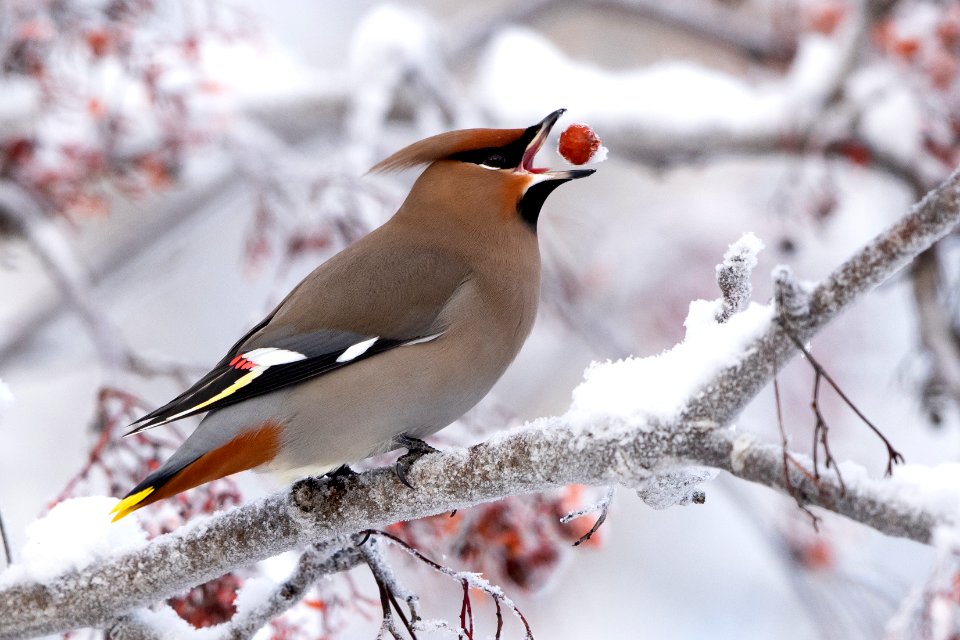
[716, 233, 763, 323]
[773, 265, 811, 323]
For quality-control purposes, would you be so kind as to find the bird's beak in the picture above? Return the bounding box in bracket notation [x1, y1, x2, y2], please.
[519, 108, 596, 181]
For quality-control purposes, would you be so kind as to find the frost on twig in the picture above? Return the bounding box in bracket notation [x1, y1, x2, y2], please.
[359, 530, 534, 640]
[715, 232, 763, 323]
[560, 486, 615, 547]
[772, 265, 811, 325]
[109, 541, 366, 639]
[636, 468, 715, 509]
[219, 540, 363, 639]
[359, 535, 421, 639]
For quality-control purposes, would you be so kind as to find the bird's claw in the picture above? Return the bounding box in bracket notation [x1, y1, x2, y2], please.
[394, 435, 439, 489]
[325, 464, 358, 490]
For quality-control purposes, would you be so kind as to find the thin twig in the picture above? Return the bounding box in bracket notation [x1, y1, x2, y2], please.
[780, 325, 904, 475]
[361, 537, 419, 640]
[359, 530, 534, 640]
[810, 369, 847, 495]
[560, 486, 616, 547]
[773, 352, 822, 530]
[0, 509, 11, 566]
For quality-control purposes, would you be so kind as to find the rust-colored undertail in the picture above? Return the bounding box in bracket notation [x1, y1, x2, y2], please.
[111, 422, 282, 521]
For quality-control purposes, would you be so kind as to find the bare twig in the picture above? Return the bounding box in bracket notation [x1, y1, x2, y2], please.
[589, 0, 797, 63]
[809, 369, 847, 495]
[560, 486, 616, 547]
[773, 350, 822, 529]
[0, 182, 127, 376]
[779, 326, 904, 476]
[360, 536, 420, 640]
[360, 530, 534, 640]
[0, 509, 10, 567]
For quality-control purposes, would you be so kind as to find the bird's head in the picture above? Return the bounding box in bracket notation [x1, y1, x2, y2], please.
[370, 109, 595, 230]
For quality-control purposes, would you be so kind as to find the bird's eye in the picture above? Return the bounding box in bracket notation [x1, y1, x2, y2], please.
[483, 154, 506, 168]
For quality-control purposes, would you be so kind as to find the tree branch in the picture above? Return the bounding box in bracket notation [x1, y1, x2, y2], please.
[0, 181, 205, 385]
[113, 540, 366, 640]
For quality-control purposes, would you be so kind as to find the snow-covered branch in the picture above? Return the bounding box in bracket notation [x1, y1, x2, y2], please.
[682, 164, 960, 426]
[2, 163, 960, 638]
[0, 416, 946, 638]
[109, 540, 364, 640]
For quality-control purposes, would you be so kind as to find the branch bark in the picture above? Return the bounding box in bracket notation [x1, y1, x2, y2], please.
[2, 166, 959, 640]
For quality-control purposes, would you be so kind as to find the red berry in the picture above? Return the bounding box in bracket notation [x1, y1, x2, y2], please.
[558, 124, 601, 165]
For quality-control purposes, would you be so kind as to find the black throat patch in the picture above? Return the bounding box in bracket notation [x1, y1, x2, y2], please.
[517, 179, 570, 229]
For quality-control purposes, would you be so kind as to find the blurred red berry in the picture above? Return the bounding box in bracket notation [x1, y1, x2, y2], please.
[807, 2, 847, 36]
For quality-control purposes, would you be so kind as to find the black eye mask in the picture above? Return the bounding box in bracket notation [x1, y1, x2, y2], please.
[447, 124, 539, 169]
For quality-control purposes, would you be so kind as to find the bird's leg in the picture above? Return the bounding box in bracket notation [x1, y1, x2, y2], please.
[325, 464, 359, 491]
[326, 464, 357, 479]
[394, 434, 439, 489]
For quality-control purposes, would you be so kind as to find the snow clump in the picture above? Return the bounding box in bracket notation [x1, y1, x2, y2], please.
[0, 496, 147, 586]
[566, 299, 773, 430]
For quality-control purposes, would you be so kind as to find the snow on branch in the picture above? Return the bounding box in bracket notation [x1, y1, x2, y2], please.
[3, 166, 960, 639]
[110, 539, 364, 640]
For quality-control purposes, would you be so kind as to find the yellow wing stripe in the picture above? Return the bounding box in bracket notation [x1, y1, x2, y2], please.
[164, 369, 265, 423]
[110, 487, 155, 522]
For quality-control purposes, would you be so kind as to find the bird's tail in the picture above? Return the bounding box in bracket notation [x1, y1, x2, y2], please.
[110, 422, 282, 521]
[110, 460, 195, 521]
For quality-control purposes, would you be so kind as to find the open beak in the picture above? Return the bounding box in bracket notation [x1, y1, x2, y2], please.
[519, 108, 596, 181]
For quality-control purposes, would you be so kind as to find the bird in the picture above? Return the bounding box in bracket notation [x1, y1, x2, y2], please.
[111, 108, 595, 521]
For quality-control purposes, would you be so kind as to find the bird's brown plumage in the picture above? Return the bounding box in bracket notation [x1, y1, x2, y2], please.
[369, 128, 526, 173]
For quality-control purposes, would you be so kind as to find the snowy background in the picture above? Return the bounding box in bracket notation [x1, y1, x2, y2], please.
[2, 0, 959, 637]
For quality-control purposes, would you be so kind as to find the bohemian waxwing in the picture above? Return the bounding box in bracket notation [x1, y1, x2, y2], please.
[112, 108, 594, 520]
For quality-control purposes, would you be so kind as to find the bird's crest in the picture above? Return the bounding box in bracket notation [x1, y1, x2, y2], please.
[369, 127, 525, 173]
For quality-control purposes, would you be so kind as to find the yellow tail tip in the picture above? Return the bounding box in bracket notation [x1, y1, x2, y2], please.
[110, 487, 154, 522]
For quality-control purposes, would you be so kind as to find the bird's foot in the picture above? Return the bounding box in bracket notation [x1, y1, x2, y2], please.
[325, 464, 358, 490]
[394, 434, 439, 489]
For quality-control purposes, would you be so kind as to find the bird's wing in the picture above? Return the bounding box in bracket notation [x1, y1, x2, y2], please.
[126, 329, 440, 434]
[127, 238, 469, 435]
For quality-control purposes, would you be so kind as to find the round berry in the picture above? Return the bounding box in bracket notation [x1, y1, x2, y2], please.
[558, 124, 601, 165]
